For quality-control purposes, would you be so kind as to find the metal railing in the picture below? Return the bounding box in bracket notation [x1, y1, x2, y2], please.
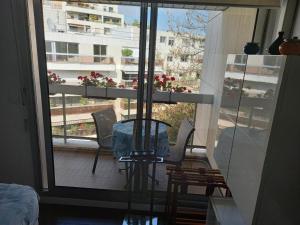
[49, 85, 213, 148]
[51, 94, 199, 146]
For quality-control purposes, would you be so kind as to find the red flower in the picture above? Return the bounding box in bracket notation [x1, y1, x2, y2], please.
[171, 76, 175, 81]
[154, 75, 160, 81]
[162, 74, 166, 79]
[108, 78, 113, 82]
[91, 71, 96, 78]
[105, 77, 109, 81]
[132, 79, 137, 83]
[95, 72, 103, 78]
[78, 76, 83, 80]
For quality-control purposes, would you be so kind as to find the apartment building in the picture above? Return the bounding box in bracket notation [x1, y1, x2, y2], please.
[43, 1, 204, 86]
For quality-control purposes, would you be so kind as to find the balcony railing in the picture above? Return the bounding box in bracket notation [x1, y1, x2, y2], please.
[121, 56, 139, 65]
[121, 57, 164, 66]
[49, 84, 213, 148]
[46, 53, 115, 64]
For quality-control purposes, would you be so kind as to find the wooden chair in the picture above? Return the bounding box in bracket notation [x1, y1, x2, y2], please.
[165, 166, 231, 225]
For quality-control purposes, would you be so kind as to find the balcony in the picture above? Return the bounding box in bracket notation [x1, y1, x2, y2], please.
[46, 53, 116, 71]
[49, 84, 213, 191]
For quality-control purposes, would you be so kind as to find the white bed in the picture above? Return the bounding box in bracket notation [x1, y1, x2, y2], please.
[0, 183, 39, 225]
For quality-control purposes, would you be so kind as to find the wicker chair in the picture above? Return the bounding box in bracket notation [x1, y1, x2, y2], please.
[91, 108, 117, 174]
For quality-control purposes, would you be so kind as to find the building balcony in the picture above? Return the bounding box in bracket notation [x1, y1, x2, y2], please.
[46, 53, 116, 71]
[64, 5, 123, 23]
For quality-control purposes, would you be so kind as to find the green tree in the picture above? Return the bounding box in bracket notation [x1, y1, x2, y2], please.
[122, 48, 133, 57]
[132, 19, 140, 27]
[80, 97, 88, 105]
[153, 103, 195, 142]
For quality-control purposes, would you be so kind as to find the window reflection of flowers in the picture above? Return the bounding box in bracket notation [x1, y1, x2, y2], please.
[48, 71, 65, 84]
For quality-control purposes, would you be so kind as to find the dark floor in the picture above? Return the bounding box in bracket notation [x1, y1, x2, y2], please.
[39, 204, 125, 225]
[54, 149, 210, 193]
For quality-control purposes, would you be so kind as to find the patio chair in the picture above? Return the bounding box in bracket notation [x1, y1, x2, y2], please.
[164, 118, 195, 167]
[91, 108, 117, 174]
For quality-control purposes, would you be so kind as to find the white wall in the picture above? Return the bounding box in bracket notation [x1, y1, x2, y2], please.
[0, 0, 38, 188]
[193, 8, 256, 167]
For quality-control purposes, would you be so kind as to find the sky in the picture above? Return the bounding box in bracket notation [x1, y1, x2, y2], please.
[118, 6, 208, 33]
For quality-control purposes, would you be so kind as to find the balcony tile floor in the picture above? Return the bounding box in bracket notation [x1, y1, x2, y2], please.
[54, 149, 210, 193]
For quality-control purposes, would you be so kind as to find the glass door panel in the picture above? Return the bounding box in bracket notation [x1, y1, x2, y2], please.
[42, 0, 141, 190]
[151, 6, 207, 145]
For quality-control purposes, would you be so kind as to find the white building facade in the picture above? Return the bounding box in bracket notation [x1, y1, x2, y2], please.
[43, 1, 204, 87]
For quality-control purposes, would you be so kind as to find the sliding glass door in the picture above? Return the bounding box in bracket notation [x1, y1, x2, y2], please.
[37, 0, 211, 194]
[35, 0, 257, 200]
[40, 0, 144, 191]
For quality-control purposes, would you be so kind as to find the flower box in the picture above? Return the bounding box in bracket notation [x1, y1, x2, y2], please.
[152, 91, 176, 104]
[47, 84, 214, 105]
[107, 87, 136, 99]
[48, 84, 85, 96]
[86, 86, 106, 98]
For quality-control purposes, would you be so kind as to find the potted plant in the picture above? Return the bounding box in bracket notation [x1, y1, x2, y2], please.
[78, 71, 118, 99]
[48, 71, 67, 95]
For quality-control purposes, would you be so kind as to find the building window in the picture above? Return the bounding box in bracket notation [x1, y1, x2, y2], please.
[109, 7, 113, 12]
[53, 42, 78, 62]
[168, 38, 174, 46]
[54, 42, 79, 54]
[160, 36, 166, 43]
[78, 13, 89, 21]
[55, 42, 67, 53]
[167, 56, 173, 62]
[68, 24, 84, 33]
[104, 27, 111, 35]
[94, 45, 107, 62]
[68, 43, 79, 54]
[182, 38, 191, 47]
[94, 45, 107, 56]
[180, 55, 189, 62]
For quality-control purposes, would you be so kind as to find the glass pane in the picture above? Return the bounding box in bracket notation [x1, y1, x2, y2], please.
[42, 0, 140, 191]
[100, 45, 107, 55]
[214, 54, 247, 177]
[55, 41, 67, 53]
[68, 43, 78, 54]
[152, 6, 207, 148]
[93, 45, 100, 55]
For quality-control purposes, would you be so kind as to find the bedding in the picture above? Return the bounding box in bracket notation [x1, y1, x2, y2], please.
[0, 183, 39, 225]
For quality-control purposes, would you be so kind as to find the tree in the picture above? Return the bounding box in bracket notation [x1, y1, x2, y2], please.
[122, 48, 133, 57]
[164, 10, 207, 80]
[132, 19, 140, 27]
[153, 103, 195, 142]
